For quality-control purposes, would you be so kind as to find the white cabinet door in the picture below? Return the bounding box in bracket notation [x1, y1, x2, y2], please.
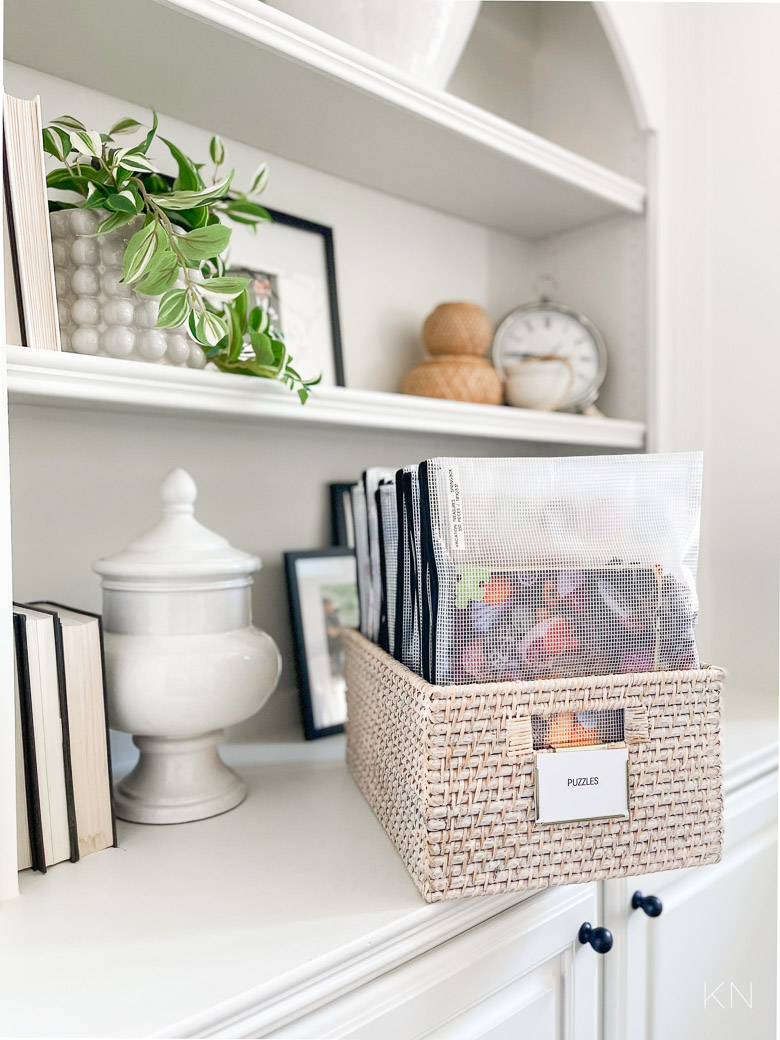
[604, 770, 777, 1040]
[274, 885, 603, 1040]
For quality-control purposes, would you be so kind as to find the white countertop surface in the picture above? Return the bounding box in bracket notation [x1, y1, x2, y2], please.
[1, 705, 776, 1039]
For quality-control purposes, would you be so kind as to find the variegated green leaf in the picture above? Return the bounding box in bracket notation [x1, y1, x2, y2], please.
[140, 109, 159, 153]
[194, 274, 249, 299]
[134, 250, 180, 295]
[226, 303, 244, 362]
[155, 288, 190, 329]
[195, 311, 228, 347]
[248, 305, 270, 334]
[94, 211, 135, 236]
[122, 221, 158, 284]
[161, 137, 203, 192]
[42, 127, 71, 161]
[69, 129, 103, 158]
[250, 162, 269, 195]
[115, 148, 157, 174]
[174, 224, 231, 265]
[209, 136, 225, 165]
[84, 182, 109, 209]
[150, 172, 234, 212]
[51, 115, 86, 131]
[109, 117, 143, 136]
[249, 330, 274, 366]
[106, 190, 139, 215]
[222, 198, 270, 224]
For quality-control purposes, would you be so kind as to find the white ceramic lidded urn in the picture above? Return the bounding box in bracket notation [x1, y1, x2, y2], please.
[93, 469, 281, 825]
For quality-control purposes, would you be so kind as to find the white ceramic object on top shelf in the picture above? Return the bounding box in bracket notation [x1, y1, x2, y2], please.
[93, 468, 281, 824]
[50, 209, 207, 369]
[504, 356, 575, 412]
[266, 0, 481, 89]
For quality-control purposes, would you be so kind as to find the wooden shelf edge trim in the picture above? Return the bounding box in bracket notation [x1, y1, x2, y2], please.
[163, 0, 646, 216]
[5, 347, 646, 448]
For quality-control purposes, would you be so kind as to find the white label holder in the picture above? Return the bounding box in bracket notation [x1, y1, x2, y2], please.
[534, 746, 630, 825]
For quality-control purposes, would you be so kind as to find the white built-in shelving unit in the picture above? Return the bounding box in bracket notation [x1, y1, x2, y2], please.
[2, 3, 779, 1037]
[0, 0, 653, 909]
[2, 3, 778, 1035]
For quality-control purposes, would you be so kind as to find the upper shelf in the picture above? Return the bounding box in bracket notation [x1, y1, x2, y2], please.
[5, 347, 646, 449]
[4, 0, 646, 239]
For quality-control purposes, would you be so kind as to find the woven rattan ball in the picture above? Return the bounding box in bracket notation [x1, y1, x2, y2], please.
[402, 355, 503, 405]
[422, 302, 493, 356]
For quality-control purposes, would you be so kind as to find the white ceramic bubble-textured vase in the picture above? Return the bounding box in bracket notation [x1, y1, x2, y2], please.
[50, 209, 207, 368]
[93, 468, 281, 824]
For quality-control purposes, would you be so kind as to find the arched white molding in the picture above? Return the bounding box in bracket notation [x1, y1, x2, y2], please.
[595, 2, 667, 134]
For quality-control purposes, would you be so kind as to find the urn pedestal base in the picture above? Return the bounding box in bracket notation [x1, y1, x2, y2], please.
[114, 731, 246, 824]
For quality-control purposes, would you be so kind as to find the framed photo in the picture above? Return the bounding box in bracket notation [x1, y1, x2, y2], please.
[228, 208, 345, 386]
[285, 548, 358, 739]
[329, 482, 357, 548]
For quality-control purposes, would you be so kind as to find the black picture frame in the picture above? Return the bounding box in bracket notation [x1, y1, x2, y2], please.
[284, 547, 357, 740]
[329, 482, 357, 548]
[265, 208, 346, 388]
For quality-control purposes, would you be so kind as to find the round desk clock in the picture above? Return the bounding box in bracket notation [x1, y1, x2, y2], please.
[492, 296, 608, 412]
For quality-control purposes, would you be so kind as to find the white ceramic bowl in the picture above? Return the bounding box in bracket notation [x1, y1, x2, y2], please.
[504, 357, 575, 411]
[267, 0, 481, 89]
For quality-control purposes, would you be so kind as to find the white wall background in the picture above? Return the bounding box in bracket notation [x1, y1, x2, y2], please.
[705, 4, 780, 703]
[608, 2, 780, 707]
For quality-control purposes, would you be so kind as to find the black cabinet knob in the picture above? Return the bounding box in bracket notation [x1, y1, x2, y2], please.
[632, 891, 663, 917]
[578, 921, 613, 954]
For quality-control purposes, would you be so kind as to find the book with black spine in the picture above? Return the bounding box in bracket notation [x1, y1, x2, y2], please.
[13, 613, 45, 872]
[13, 604, 77, 866]
[30, 602, 117, 855]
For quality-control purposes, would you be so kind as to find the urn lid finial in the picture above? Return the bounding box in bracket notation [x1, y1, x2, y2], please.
[93, 468, 260, 587]
[160, 468, 198, 514]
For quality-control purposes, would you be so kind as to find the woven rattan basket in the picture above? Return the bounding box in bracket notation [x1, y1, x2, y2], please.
[344, 629, 723, 902]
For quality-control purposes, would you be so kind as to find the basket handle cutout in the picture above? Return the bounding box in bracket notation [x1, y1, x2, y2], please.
[507, 705, 649, 755]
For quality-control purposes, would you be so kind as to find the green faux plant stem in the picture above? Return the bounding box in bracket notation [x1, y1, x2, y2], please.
[44, 110, 320, 402]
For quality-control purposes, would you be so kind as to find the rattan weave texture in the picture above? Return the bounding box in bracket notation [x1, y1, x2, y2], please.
[344, 629, 723, 902]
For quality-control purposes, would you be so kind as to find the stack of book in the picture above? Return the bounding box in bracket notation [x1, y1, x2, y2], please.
[13, 602, 116, 873]
[3, 91, 61, 351]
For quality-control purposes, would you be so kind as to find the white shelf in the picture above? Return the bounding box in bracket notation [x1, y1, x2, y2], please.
[5, 347, 646, 449]
[5, 0, 645, 239]
[1, 724, 775, 1038]
[1, 737, 532, 1038]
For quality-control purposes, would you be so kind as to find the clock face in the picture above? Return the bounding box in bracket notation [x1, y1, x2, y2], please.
[492, 304, 607, 410]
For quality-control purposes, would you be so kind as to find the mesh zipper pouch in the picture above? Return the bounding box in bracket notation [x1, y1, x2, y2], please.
[394, 465, 423, 674]
[377, 481, 398, 655]
[363, 468, 396, 643]
[419, 453, 702, 685]
[350, 483, 372, 638]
